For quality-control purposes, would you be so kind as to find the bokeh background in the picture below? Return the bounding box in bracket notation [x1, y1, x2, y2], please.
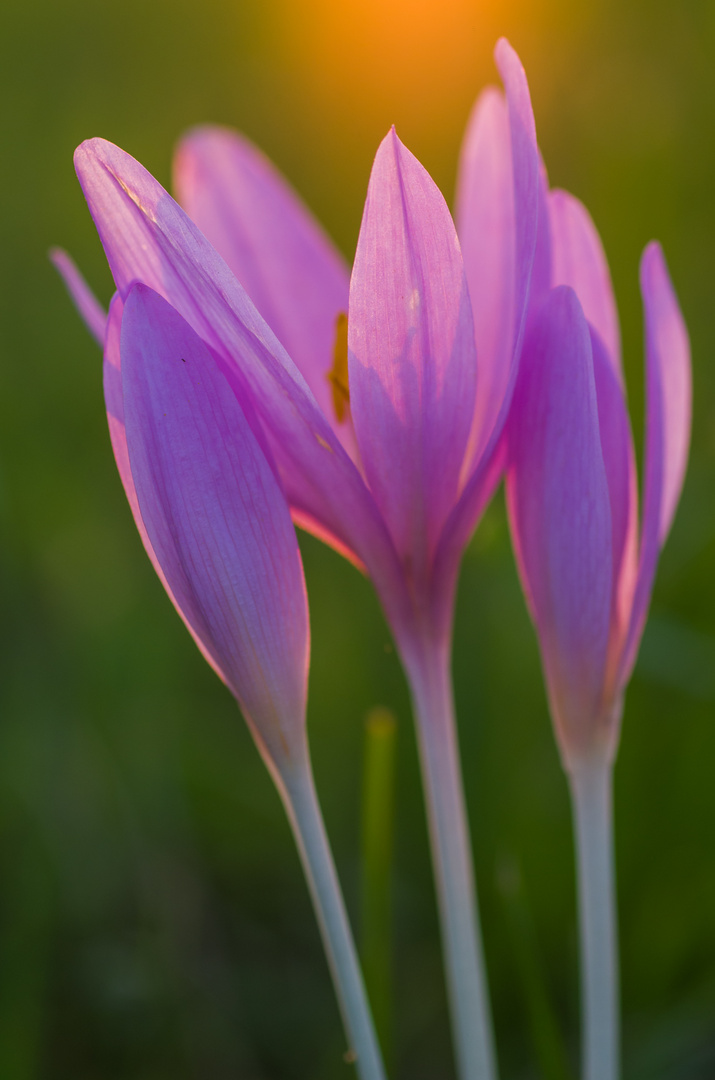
[1, 0, 714, 1076]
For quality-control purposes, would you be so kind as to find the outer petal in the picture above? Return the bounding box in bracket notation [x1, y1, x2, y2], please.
[348, 128, 477, 576]
[122, 284, 310, 772]
[506, 287, 613, 761]
[620, 242, 692, 683]
[432, 38, 541, 625]
[455, 86, 514, 469]
[455, 38, 539, 473]
[50, 247, 107, 345]
[590, 328, 638, 687]
[173, 126, 354, 453]
[103, 294, 226, 683]
[549, 190, 623, 381]
[74, 138, 409, 633]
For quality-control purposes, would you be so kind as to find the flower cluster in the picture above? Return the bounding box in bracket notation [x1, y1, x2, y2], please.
[54, 36, 690, 1080]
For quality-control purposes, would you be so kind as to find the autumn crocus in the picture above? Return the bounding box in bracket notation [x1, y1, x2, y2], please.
[53, 38, 541, 1080]
[96, 279, 390, 1078]
[505, 177, 691, 1079]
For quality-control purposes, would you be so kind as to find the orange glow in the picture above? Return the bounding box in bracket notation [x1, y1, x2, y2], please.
[275, 0, 511, 144]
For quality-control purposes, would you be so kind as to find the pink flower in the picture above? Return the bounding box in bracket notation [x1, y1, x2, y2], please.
[55, 39, 539, 676]
[108, 281, 311, 775]
[54, 40, 543, 1079]
[505, 188, 691, 767]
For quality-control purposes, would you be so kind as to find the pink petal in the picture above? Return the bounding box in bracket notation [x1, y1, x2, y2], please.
[103, 294, 226, 684]
[455, 38, 539, 473]
[590, 328, 638, 682]
[433, 38, 541, 609]
[50, 247, 107, 345]
[549, 190, 623, 381]
[620, 242, 692, 683]
[348, 128, 477, 576]
[74, 138, 409, 631]
[173, 126, 354, 453]
[121, 283, 310, 770]
[455, 86, 514, 468]
[506, 287, 613, 761]
[526, 154, 554, 321]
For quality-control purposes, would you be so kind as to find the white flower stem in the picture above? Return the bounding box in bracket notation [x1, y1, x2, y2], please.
[568, 753, 619, 1080]
[406, 642, 497, 1080]
[280, 759, 387, 1080]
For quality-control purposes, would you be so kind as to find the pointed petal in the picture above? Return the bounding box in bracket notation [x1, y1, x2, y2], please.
[103, 294, 227, 684]
[620, 243, 692, 682]
[50, 247, 107, 345]
[348, 128, 477, 574]
[590, 328, 638, 680]
[492, 35, 540, 388]
[525, 154, 553, 320]
[122, 284, 310, 770]
[506, 287, 613, 760]
[455, 38, 539, 472]
[549, 190, 623, 381]
[74, 138, 408, 628]
[173, 126, 354, 452]
[455, 86, 514, 467]
[433, 39, 541, 606]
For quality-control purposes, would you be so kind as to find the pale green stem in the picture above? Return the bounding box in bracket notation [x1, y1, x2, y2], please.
[406, 643, 497, 1080]
[280, 759, 387, 1080]
[568, 754, 619, 1080]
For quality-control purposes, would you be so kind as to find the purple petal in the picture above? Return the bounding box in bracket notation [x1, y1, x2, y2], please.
[506, 287, 613, 761]
[173, 126, 354, 453]
[432, 38, 541, 613]
[74, 138, 409, 630]
[620, 242, 691, 683]
[549, 190, 622, 381]
[455, 86, 514, 467]
[122, 283, 310, 769]
[454, 38, 539, 472]
[526, 155, 553, 321]
[590, 328, 638, 684]
[348, 128, 477, 575]
[103, 294, 227, 684]
[492, 36, 540, 391]
[50, 247, 107, 345]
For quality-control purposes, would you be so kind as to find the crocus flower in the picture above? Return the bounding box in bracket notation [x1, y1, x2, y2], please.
[55, 38, 542, 1080]
[507, 218, 691, 770]
[95, 277, 389, 1079]
[504, 162, 691, 1080]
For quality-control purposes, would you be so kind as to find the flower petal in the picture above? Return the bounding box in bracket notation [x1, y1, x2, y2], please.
[590, 327, 638, 683]
[74, 138, 408, 629]
[549, 190, 622, 381]
[121, 283, 310, 770]
[620, 242, 692, 682]
[506, 286, 613, 761]
[432, 38, 541, 613]
[455, 86, 514, 468]
[455, 38, 540, 473]
[348, 128, 477, 575]
[103, 293, 227, 684]
[50, 247, 107, 345]
[173, 126, 354, 452]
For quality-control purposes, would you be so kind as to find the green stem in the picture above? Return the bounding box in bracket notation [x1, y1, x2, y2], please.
[568, 754, 619, 1080]
[406, 641, 497, 1080]
[280, 760, 387, 1080]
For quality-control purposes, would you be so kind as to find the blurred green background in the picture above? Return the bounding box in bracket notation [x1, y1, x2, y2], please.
[1, 0, 714, 1076]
